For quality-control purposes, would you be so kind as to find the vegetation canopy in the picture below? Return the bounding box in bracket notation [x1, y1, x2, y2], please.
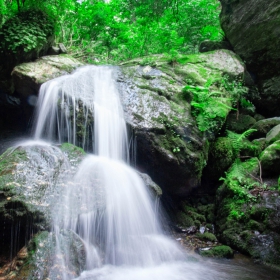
[0, 0, 223, 63]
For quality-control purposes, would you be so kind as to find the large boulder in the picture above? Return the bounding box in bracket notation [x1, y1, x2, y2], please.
[0, 142, 85, 265]
[12, 55, 84, 99]
[11, 50, 245, 197]
[119, 50, 245, 196]
[260, 140, 280, 175]
[219, 0, 280, 116]
[10, 55, 83, 124]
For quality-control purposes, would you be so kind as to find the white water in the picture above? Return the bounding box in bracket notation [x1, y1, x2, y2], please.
[31, 66, 244, 279]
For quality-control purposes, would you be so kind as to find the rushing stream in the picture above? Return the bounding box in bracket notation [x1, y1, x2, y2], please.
[11, 66, 278, 279]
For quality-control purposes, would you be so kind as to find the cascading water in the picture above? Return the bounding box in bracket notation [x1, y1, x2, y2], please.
[27, 65, 265, 280]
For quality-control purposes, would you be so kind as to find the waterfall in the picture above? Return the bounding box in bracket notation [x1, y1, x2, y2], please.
[31, 66, 223, 280]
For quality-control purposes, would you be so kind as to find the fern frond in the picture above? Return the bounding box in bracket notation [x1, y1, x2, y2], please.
[237, 129, 257, 142]
[228, 159, 246, 182]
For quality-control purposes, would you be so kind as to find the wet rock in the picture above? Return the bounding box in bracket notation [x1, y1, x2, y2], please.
[138, 172, 162, 196]
[12, 55, 83, 100]
[0, 142, 85, 263]
[186, 226, 197, 234]
[119, 50, 244, 196]
[11, 50, 244, 197]
[220, 0, 280, 116]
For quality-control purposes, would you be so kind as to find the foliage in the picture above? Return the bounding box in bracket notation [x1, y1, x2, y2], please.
[0, 0, 223, 63]
[185, 80, 232, 132]
[226, 129, 257, 157]
[222, 75, 255, 115]
[0, 9, 53, 54]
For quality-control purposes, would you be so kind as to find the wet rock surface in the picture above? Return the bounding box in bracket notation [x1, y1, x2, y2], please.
[12, 55, 84, 100]
[0, 142, 85, 267]
[118, 50, 244, 196]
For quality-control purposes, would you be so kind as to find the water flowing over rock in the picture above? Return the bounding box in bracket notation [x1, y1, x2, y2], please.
[12, 55, 84, 100]
[0, 141, 84, 267]
[219, 0, 280, 116]
[10, 50, 245, 197]
[1, 64, 279, 279]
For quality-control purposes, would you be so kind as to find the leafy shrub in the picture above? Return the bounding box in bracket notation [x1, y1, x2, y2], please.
[0, 9, 54, 54]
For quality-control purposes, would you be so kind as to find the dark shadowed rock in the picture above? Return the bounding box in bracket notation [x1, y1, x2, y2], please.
[199, 40, 232, 53]
[219, 0, 280, 116]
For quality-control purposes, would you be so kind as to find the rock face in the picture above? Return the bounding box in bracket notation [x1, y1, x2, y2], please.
[0, 142, 85, 265]
[11, 50, 244, 197]
[219, 0, 280, 116]
[12, 55, 84, 99]
[10, 55, 83, 125]
[119, 50, 244, 196]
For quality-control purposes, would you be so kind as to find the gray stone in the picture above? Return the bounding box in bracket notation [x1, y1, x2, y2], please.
[250, 117, 280, 139]
[119, 50, 245, 196]
[12, 55, 84, 99]
[266, 124, 280, 145]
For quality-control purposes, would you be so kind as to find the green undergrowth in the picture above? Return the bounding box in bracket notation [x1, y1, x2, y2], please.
[0, 9, 53, 54]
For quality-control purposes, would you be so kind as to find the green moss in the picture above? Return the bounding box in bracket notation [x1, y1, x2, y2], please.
[176, 211, 195, 227]
[60, 143, 86, 163]
[200, 245, 234, 258]
[196, 232, 217, 242]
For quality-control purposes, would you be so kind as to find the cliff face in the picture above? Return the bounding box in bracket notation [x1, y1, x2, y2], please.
[219, 0, 280, 116]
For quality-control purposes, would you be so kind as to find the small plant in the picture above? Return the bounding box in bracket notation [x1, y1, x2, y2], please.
[222, 75, 254, 118]
[184, 81, 232, 132]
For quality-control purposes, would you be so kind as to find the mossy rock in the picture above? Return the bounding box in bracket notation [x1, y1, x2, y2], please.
[17, 230, 87, 279]
[196, 232, 217, 242]
[251, 118, 280, 139]
[0, 142, 85, 262]
[226, 113, 256, 134]
[200, 245, 234, 258]
[239, 138, 263, 158]
[266, 124, 280, 145]
[197, 204, 215, 223]
[260, 140, 280, 175]
[12, 54, 84, 99]
[181, 202, 206, 223]
[205, 137, 235, 181]
[215, 154, 280, 264]
[176, 211, 195, 227]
